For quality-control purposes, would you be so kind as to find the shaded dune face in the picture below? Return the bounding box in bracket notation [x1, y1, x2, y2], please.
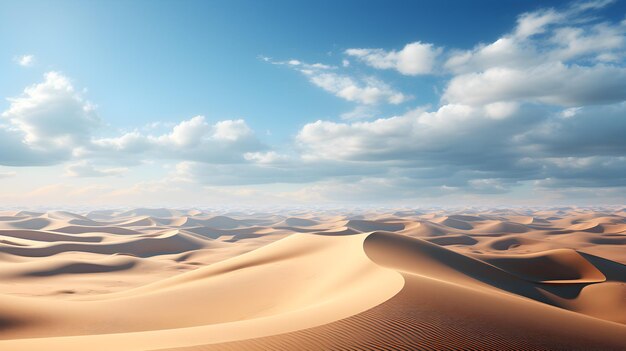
[475, 248, 606, 283]
[0, 208, 624, 351]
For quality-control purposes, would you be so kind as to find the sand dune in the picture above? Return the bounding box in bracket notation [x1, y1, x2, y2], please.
[435, 216, 474, 230]
[280, 217, 320, 227]
[475, 249, 606, 283]
[426, 234, 478, 246]
[343, 219, 405, 232]
[1, 255, 141, 278]
[474, 220, 530, 234]
[2, 217, 55, 230]
[0, 229, 103, 243]
[0, 231, 206, 258]
[0, 208, 624, 350]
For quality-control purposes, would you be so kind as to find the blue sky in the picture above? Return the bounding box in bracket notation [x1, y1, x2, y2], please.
[1, 0, 625, 207]
[1, 0, 536, 138]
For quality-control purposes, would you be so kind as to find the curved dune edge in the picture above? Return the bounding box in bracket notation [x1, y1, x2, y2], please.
[158, 232, 626, 351]
[0, 233, 405, 351]
[160, 280, 626, 351]
[1, 231, 625, 351]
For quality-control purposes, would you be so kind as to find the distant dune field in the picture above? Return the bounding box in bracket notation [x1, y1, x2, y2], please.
[0, 208, 624, 350]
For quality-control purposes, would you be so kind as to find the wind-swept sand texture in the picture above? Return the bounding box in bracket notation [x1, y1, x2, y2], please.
[0, 207, 624, 350]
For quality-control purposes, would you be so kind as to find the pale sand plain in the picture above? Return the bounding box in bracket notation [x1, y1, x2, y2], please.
[0, 207, 624, 350]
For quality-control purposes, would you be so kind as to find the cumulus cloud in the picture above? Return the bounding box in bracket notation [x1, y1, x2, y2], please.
[213, 119, 254, 141]
[0, 73, 265, 169]
[0, 72, 99, 165]
[443, 63, 626, 106]
[293, 96, 626, 199]
[3, 72, 99, 146]
[442, 1, 626, 109]
[91, 116, 263, 163]
[345, 41, 442, 75]
[296, 104, 533, 162]
[14, 54, 35, 67]
[444, 37, 540, 74]
[549, 23, 625, 62]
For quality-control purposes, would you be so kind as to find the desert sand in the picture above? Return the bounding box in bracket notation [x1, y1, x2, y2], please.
[0, 207, 624, 350]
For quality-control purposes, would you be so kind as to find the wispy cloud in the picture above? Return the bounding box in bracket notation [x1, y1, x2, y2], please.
[263, 57, 409, 105]
[14, 54, 35, 67]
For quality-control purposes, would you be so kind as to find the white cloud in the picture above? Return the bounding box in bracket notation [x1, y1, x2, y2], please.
[0, 72, 99, 165]
[291, 95, 626, 199]
[444, 37, 539, 74]
[14, 54, 35, 67]
[346, 41, 442, 75]
[264, 57, 408, 105]
[0, 72, 266, 169]
[514, 9, 563, 39]
[213, 119, 253, 141]
[561, 107, 582, 118]
[296, 105, 481, 161]
[161, 115, 211, 147]
[442, 0, 626, 110]
[571, 0, 615, 12]
[307, 72, 407, 105]
[91, 131, 149, 153]
[65, 161, 127, 177]
[2, 72, 99, 147]
[444, 62, 626, 107]
[549, 23, 626, 62]
[484, 101, 519, 119]
[243, 151, 290, 164]
[91, 116, 263, 163]
[446, 10, 626, 75]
